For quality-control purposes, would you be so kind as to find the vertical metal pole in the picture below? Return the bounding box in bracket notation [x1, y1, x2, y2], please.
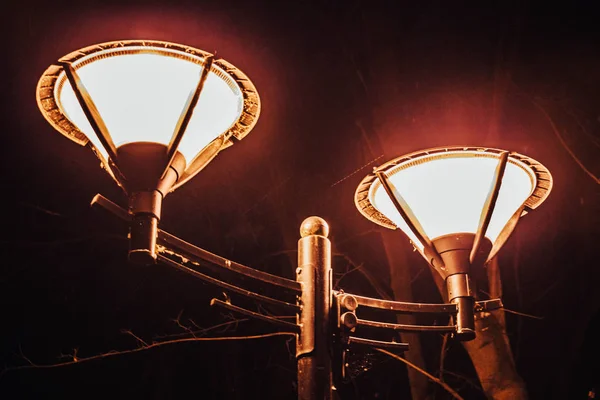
[296, 217, 333, 400]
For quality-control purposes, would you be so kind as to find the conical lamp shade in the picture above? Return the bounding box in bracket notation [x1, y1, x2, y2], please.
[37, 40, 260, 190]
[355, 147, 552, 260]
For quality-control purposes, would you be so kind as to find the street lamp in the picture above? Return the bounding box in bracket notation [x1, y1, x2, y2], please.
[36, 41, 553, 400]
[36, 40, 260, 264]
[355, 146, 553, 339]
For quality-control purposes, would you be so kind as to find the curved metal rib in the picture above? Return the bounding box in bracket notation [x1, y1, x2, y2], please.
[89, 194, 302, 293]
[470, 151, 509, 264]
[347, 336, 410, 351]
[357, 318, 456, 333]
[346, 293, 457, 314]
[375, 171, 445, 269]
[485, 204, 525, 264]
[162, 55, 214, 180]
[210, 298, 300, 333]
[157, 254, 300, 311]
[59, 62, 120, 168]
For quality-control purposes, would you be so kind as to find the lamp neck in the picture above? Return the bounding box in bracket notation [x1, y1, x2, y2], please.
[432, 233, 491, 277]
[111, 142, 186, 265]
[112, 142, 186, 195]
[432, 233, 491, 341]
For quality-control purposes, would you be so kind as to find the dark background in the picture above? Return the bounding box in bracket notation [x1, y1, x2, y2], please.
[2, 1, 600, 399]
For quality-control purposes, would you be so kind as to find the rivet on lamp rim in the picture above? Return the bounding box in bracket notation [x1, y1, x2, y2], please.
[354, 146, 553, 340]
[36, 40, 261, 264]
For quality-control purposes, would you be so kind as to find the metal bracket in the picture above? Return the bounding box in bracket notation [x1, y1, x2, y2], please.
[474, 298, 504, 313]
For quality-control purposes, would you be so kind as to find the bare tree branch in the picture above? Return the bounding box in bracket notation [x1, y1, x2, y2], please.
[530, 98, 600, 185]
[4, 332, 295, 375]
[374, 348, 464, 400]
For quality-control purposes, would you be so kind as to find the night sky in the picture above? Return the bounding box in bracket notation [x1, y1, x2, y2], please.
[2, 1, 600, 399]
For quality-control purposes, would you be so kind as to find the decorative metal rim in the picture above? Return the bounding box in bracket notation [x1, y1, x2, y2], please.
[354, 146, 553, 230]
[36, 39, 261, 186]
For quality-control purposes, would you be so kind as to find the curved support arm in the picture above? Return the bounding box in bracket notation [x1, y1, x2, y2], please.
[162, 56, 214, 181]
[346, 336, 410, 351]
[90, 194, 302, 294]
[157, 254, 300, 311]
[337, 292, 457, 314]
[210, 298, 300, 333]
[470, 151, 509, 264]
[157, 230, 302, 292]
[374, 171, 445, 270]
[335, 292, 502, 326]
[59, 63, 126, 185]
[356, 318, 456, 333]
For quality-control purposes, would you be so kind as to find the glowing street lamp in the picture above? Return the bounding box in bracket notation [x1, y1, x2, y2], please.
[36, 40, 260, 264]
[34, 40, 556, 399]
[355, 146, 553, 339]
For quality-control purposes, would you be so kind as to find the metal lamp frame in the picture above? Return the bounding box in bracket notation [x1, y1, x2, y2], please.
[91, 194, 504, 400]
[35, 41, 552, 400]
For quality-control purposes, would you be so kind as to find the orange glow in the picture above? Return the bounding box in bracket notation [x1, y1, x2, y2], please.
[369, 150, 536, 249]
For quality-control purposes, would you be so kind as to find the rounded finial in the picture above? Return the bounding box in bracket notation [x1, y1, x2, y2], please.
[300, 216, 330, 238]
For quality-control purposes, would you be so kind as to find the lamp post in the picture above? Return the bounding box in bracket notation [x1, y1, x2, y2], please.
[355, 146, 553, 340]
[37, 41, 553, 400]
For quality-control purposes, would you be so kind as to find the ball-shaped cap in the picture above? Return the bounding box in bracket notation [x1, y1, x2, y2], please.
[300, 216, 330, 238]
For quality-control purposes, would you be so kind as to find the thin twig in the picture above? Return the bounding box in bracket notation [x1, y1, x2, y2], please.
[565, 109, 600, 149]
[334, 261, 365, 288]
[121, 330, 149, 347]
[503, 309, 544, 320]
[374, 348, 464, 400]
[171, 310, 197, 338]
[5, 333, 295, 375]
[410, 267, 425, 284]
[531, 98, 600, 184]
[153, 318, 249, 340]
[438, 332, 450, 381]
[442, 370, 485, 395]
[330, 154, 385, 187]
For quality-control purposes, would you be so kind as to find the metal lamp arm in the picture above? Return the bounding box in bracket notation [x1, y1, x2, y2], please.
[333, 291, 503, 336]
[90, 194, 508, 400]
[91, 194, 302, 295]
[157, 253, 299, 311]
[337, 291, 458, 314]
[91, 193, 303, 332]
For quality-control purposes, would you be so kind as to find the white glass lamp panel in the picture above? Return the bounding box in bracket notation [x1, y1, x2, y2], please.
[177, 74, 242, 163]
[371, 155, 535, 249]
[57, 53, 242, 163]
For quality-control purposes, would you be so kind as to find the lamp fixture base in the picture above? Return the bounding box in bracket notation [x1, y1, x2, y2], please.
[432, 233, 492, 341]
[112, 142, 186, 265]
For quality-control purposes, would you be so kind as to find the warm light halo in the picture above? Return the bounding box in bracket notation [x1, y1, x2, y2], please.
[355, 146, 553, 253]
[36, 40, 260, 190]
